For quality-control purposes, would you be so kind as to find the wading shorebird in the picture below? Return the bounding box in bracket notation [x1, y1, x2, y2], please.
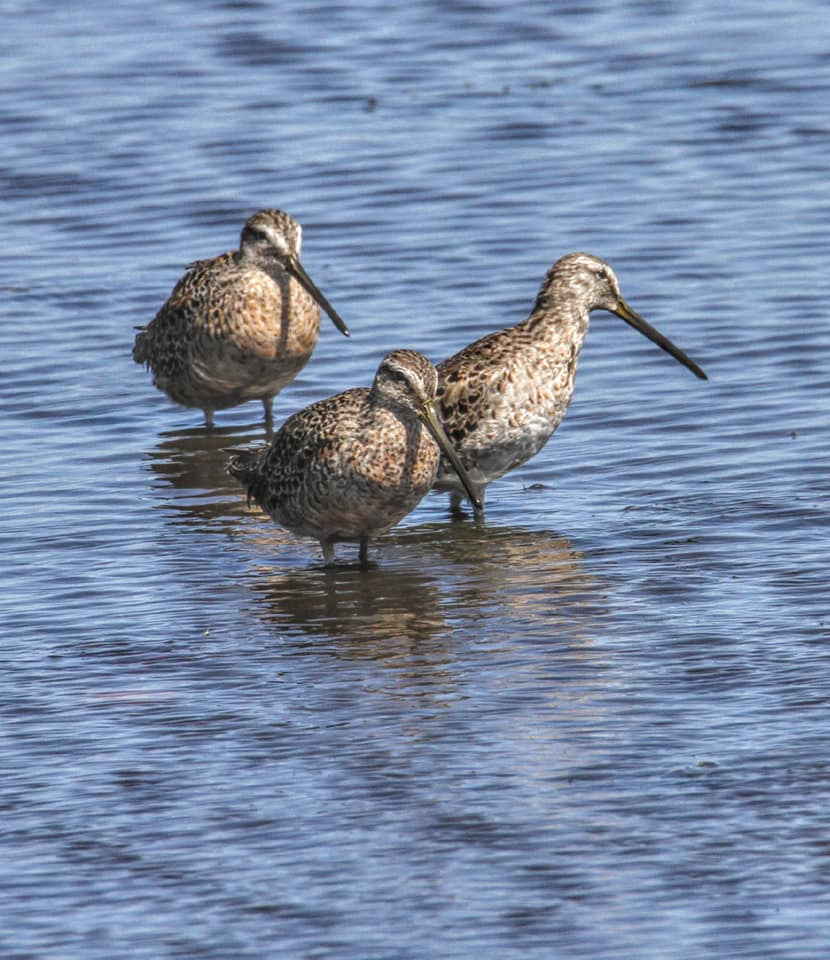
[227, 349, 481, 566]
[133, 209, 349, 428]
[434, 252, 707, 513]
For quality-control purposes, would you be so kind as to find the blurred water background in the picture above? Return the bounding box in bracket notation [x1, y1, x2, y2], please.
[2, 1, 829, 957]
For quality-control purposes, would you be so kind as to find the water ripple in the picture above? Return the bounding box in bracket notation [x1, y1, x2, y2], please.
[3, 1, 830, 957]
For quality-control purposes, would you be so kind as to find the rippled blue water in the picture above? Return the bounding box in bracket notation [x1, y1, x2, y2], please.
[2, 1, 829, 957]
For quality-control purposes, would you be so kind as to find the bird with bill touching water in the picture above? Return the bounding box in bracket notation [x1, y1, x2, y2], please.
[227, 349, 481, 566]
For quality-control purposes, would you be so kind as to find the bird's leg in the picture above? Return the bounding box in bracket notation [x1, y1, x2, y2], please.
[358, 536, 370, 568]
[203, 408, 215, 429]
[263, 397, 275, 439]
[321, 538, 336, 566]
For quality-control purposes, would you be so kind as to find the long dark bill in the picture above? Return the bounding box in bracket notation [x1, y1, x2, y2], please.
[614, 297, 707, 380]
[419, 400, 483, 514]
[287, 254, 351, 337]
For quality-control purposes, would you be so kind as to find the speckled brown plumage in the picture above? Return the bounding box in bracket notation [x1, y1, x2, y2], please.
[435, 252, 707, 511]
[227, 349, 480, 566]
[133, 209, 348, 427]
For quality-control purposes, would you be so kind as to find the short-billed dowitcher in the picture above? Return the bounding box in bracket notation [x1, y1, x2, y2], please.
[435, 252, 707, 512]
[133, 209, 348, 428]
[227, 349, 482, 566]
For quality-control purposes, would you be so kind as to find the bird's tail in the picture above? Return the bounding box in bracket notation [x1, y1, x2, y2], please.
[132, 328, 149, 365]
[226, 447, 268, 507]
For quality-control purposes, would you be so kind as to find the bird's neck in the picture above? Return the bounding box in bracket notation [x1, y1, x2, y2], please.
[522, 291, 591, 346]
[237, 248, 289, 284]
[368, 387, 416, 423]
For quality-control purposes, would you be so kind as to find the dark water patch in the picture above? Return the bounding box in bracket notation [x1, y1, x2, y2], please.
[216, 30, 317, 66]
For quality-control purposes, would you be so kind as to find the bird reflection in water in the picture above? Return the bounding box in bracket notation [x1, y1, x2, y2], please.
[397, 521, 607, 639]
[143, 421, 264, 525]
[144, 425, 607, 662]
[249, 564, 446, 649]
[247, 522, 605, 651]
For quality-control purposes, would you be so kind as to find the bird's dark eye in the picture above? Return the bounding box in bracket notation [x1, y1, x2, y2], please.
[596, 268, 608, 282]
[244, 227, 269, 246]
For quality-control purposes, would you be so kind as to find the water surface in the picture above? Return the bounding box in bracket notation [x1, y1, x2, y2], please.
[2, 1, 829, 957]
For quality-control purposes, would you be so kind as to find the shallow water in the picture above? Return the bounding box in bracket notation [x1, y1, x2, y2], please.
[2, 1, 830, 957]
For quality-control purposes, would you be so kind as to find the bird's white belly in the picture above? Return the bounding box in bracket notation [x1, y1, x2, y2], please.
[435, 412, 556, 490]
[467, 415, 555, 485]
